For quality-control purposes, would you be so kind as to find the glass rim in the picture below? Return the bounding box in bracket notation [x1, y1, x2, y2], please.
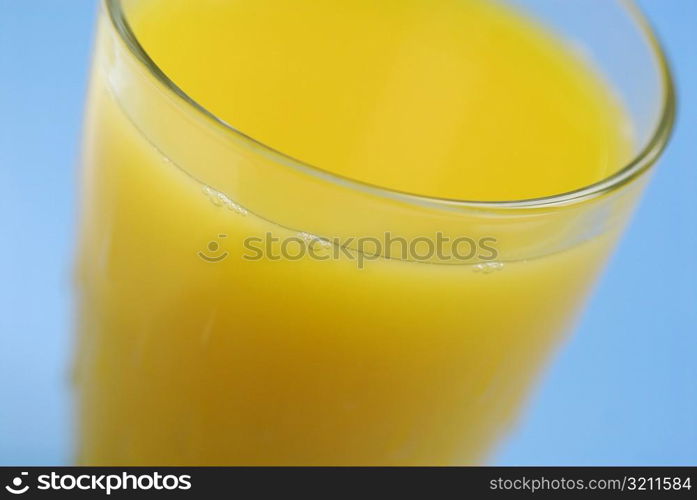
[105, 0, 676, 211]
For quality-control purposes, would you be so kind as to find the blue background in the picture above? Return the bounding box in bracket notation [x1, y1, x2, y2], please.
[0, 0, 694, 465]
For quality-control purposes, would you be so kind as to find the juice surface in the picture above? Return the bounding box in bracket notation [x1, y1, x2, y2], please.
[128, 0, 630, 201]
[76, 0, 634, 465]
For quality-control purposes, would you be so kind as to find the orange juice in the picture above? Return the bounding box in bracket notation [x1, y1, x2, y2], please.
[76, 0, 634, 464]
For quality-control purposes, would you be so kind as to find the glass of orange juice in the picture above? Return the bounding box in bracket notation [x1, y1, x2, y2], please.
[75, 0, 674, 465]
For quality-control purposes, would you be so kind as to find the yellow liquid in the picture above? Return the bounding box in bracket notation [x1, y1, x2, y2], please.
[76, 0, 633, 465]
[128, 0, 629, 200]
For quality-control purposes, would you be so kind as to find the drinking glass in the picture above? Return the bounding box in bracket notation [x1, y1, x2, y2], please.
[74, 0, 674, 465]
